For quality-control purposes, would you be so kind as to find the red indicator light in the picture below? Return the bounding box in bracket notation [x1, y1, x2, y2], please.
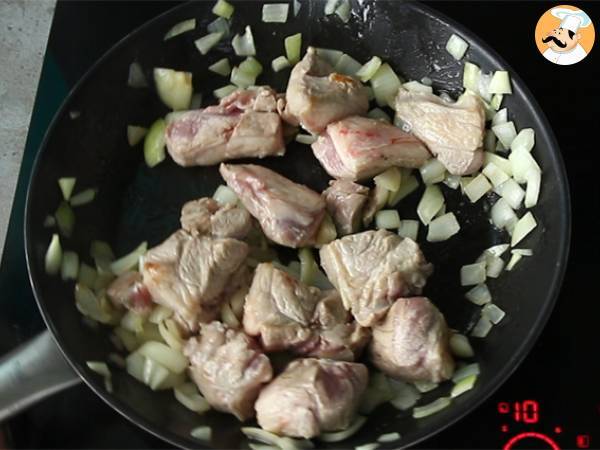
[498, 402, 510, 414]
[576, 434, 590, 449]
[522, 400, 539, 424]
[503, 432, 560, 450]
[554, 426, 563, 434]
[501, 425, 509, 433]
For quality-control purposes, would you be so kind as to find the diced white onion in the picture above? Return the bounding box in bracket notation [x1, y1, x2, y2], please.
[403, 80, 433, 94]
[494, 179, 525, 210]
[375, 210, 401, 230]
[314, 48, 343, 67]
[510, 149, 541, 184]
[414, 380, 438, 393]
[272, 56, 291, 72]
[213, 185, 238, 205]
[293, 0, 301, 16]
[75, 284, 114, 324]
[490, 94, 503, 111]
[58, 177, 76, 201]
[462, 62, 480, 92]
[334, 53, 362, 76]
[511, 212, 537, 246]
[315, 214, 337, 247]
[230, 66, 256, 88]
[190, 426, 212, 441]
[377, 432, 401, 443]
[213, 84, 237, 99]
[356, 444, 379, 450]
[174, 383, 211, 413]
[262, 4, 289, 22]
[78, 263, 97, 288]
[451, 374, 477, 398]
[492, 108, 508, 126]
[164, 18, 196, 40]
[484, 152, 512, 176]
[114, 327, 139, 352]
[485, 255, 505, 278]
[412, 397, 452, 419]
[232, 26, 256, 56]
[212, 0, 234, 19]
[61, 250, 79, 281]
[356, 56, 382, 82]
[492, 121, 517, 148]
[159, 319, 184, 350]
[388, 379, 421, 410]
[153, 68, 192, 110]
[87, 361, 111, 378]
[510, 128, 535, 152]
[524, 169, 541, 208]
[209, 58, 231, 76]
[55, 201, 74, 237]
[295, 133, 317, 145]
[477, 72, 493, 102]
[449, 333, 474, 358]
[367, 108, 391, 122]
[489, 70, 512, 95]
[195, 32, 223, 55]
[110, 242, 147, 276]
[417, 185, 444, 225]
[427, 212, 460, 242]
[464, 174, 492, 203]
[491, 198, 517, 230]
[470, 315, 493, 338]
[127, 125, 148, 147]
[465, 283, 491, 305]
[207, 17, 230, 37]
[371, 63, 402, 107]
[443, 174, 461, 190]
[388, 171, 419, 206]
[482, 303, 506, 324]
[335, 0, 351, 23]
[284, 33, 302, 65]
[45, 234, 62, 275]
[319, 416, 367, 442]
[127, 62, 148, 88]
[446, 33, 469, 60]
[324, 0, 340, 15]
[299, 247, 318, 285]
[482, 163, 509, 187]
[374, 167, 402, 191]
[461, 262, 486, 286]
[452, 362, 480, 383]
[506, 253, 523, 271]
[121, 310, 144, 333]
[397, 220, 419, 241]
[242, 427, 308, 448]
[420, 159, 446, 185]
[512, 248, 533, 256]
[148, 305, 173, 324]
[137, 341, 188, 374]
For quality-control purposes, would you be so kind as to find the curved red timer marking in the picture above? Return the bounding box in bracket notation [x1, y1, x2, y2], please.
[503, 432, 560, 450]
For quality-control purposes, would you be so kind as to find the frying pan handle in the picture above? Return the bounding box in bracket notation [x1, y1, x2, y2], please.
[0, 330, 81, 422]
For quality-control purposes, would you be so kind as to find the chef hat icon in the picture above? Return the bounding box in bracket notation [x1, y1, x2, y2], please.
[551, 7, 592, 33]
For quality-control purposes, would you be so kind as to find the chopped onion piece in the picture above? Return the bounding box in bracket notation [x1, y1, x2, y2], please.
[195, 32, 223, 55]
[449, 333, 474, 358]
[462, 62, 480, 93]
[470, 315, 493, 338]
[524, 168, 542, 209]
[443, 174, 461, 190]
[375, 210, 401, 230]
[403, 80, 433, 94]
[272, 55, 291, 72]
[149, 305, 173, 324]
[464, 174, 491, 203]
[262, 3, 289, 22]
[87, 361, 111, 378]
[143, 118, 167, 167]
[70, 188, 97, 207]
[377, 432, 401, 443]
[75, 284, 115, 324]
[489, 70, 512, 95]
[319, 416, 367, 442]
[484, 152, 512, 176]
[55, 202, 75, 237]
[324, 0, 340, 15]
[175, 383, 211, 414]
[121, 310, 144, 333]
[389, 379, 421, 410]
[137, 341, 188, 374]
[315, 214, 337, 247]
[482, 303, 506, 324]
[446, 33, 469, 60]
[335, 0, 351, 23]
[212, 0, 234, 19]
[190, 426, 212, 441]
[58, 177, 76, 201]
[492, 121, 517, 148]
[232, 26, 256, 56]
[231, 67, 256, 88]
[367, 108, 391, 122]
[485, 255, 505, 278]
[506, 253, 523, 271]
[299, 248, 318, 285]
[465, 283, 491, 305]
[427, 212, 460, 242]
[492, 108, 508, 126]
[285, 33, 302, 65]
[490, 93, 503, 111]
[334, 53, 362, 76]
[127, 125, 148, 147]
[164, 18, 196, 40]
[45, 234, 62, 275]
[294, 0, 301, 16]
[315, 48, 343, 67]
[420, 159, 446, 185]
[510, 149, 541, 184]
[512, 248, 533, 256]
[374, 167, 402, 191]
[209, 58, 231, 76]
[417, 185, 444, 225]
[78, 262, 97, 288]
[388, 171, 419, 206]
[511, 212, 537, 246]
[461, 262, 486, 286]
[494, 179, 525, 210]
[510, 128, 535, 153]
[110, 242, 147, 276]
[213, 185, 238, 205]
[61, 250, 79, 281]
[239, 56, 264, 78]
[477, 72, 493, 102]
[451, 374, 477, 398]
[242, 427, 310, 449]
[371, 63, 402, 107]
[491, 198, 517, 231]
[153, 68, 192, 110]
[127, 62, 148, 88]
[356, 56, 382, 82]
[295, 133, 317, 145]
[207, 17, 230, 36]
[213, 84, 237, 99]
[397, 220, 419, 241]
[356, 444, 380, 450]
[413, 397, 451, 419]
[414, 380, 438, 393]
[482, 162, 509, 187]
[486, 243, 510, 257]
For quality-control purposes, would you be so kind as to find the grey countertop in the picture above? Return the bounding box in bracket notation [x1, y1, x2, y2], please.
[0, 0, 55, 258]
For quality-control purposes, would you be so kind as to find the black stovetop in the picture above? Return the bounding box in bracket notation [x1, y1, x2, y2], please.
[1, 1, 599, 448]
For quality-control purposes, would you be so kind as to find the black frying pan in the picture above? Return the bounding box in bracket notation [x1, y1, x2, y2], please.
[14, 0, 570, 448]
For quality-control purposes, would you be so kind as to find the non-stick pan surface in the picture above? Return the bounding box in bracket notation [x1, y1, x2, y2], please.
[24, 1, 570, 448]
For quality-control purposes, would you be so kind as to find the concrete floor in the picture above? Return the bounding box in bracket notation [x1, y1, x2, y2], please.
[0, 0, 55, 257]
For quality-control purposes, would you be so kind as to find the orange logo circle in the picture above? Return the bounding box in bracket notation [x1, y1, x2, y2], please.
[535, 5, 595, 65]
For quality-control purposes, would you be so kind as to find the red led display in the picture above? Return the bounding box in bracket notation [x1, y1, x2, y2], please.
[497, 400, 539, 423]
[576, 434, 590, 449]
[503, 432, 560, 450]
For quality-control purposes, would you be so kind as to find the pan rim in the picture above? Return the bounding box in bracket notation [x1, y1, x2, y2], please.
[24, 1, 571, 448]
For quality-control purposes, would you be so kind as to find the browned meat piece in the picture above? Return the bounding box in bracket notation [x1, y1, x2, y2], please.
[370, 297, 454, 382]
[281, 47, 369, 134]
[180, 197, 252, 239]
[312, 116, 431, 180]
[322, 180, 369, 235]
[219, 163, 326, 248]
[244, 263, 369, 361]
[141, 230, 248, 332]
[184, 321, 273, 421]
[165, 87, 285, 166]
[320, 230, 433, 327]
[255, 358, 368, 438]
[394, 89, 485, 175]
[106, 271, 154, 315]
